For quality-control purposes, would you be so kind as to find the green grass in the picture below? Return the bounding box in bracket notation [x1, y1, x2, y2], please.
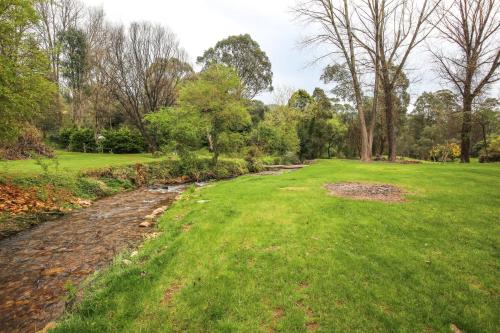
[54, 160, 499, 332]
[0, 151, 162, 176]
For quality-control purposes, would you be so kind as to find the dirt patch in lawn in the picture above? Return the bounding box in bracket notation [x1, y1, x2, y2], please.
[325, 182, 405, 202]
[162, 282, 182, 305]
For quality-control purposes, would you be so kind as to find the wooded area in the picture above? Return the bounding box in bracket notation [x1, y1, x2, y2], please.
[1, 0, 499, 164]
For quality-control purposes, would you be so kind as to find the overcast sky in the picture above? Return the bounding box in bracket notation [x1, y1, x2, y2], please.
[81, 0, 497, 105]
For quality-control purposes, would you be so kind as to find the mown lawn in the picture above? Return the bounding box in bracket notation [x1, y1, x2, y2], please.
[0, 151, 162, 176]
[54, 160, 499, 332]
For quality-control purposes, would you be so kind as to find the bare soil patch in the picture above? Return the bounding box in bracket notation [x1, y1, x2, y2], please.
[162, 282, 182, 304]
[325, 182, 405, 202]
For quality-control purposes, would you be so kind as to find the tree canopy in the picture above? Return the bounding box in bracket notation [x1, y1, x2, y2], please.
[0, 0, 56, 144]
[197, 34, 273, 99]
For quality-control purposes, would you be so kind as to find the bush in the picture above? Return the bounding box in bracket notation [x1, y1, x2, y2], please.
[57, 127, 76, 149]
[429, 142, 460, 162]
[167, 154, 248, 181]
[75, 177, 111, 198]
[479, 136, 500, 163]
[245, 146, 264, 172]
[69, 128, 97, 153]
[102, 127, 146, 154]
[0, 125, 54, 160]
[479, 152, 500, 163]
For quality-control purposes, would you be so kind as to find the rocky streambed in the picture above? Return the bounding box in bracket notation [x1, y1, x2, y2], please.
[0, 183, 196, 333]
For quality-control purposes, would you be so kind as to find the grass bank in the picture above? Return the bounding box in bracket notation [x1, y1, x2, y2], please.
[53, 160, 499, 332]
[0, 152, 249, 238]
[0, 151, 163, 177]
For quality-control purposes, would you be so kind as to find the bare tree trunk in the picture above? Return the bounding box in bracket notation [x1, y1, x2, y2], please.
[460, 96, 473, 163]
[383, 85, 396, 161]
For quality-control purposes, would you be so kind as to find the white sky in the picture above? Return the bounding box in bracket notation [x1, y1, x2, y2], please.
[81, 0, 497, 105]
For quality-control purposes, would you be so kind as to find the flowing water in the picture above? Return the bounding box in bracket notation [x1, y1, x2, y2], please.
[0, 185, 189, 333]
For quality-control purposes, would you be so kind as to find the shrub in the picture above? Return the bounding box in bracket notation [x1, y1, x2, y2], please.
[69, 128, 97, 153]
[245, 146, 264, 172]
[429, 142, 460, 162]
[0, 125, 54, 160]
[479, 152, 500, 163]
[479, 136, 500, 163]
[75, 177, 111, 198]
[57, 127, 76, 149]
[280, 151, 301, 165]
[102, 127, 146, 154]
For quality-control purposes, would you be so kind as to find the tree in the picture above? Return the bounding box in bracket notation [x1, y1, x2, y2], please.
[293, 88, 335, 160]
[432, 0, 500, 162]
[353, 0, 442, 161]
[59, 27, 88, 124]
[474, 98, 499, 158]
[0, 0, 56, 143]
[406, 90, 461, 159]
[149, 65, 251, 164]
[288, 89, 313, 111]
[34, 0, 83, 85]
[197, 34, 273, 99]
[312, 87, 332, 111]
[246, 100, 268, 125]
[294, 0, 378, 161]
[251, 105, 301, 157]
[102, 22, 191, 151]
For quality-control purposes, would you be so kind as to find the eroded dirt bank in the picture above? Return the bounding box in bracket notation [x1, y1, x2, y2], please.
[0, 187, 180, 333]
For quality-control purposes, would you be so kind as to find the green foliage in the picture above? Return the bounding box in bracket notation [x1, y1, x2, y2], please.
[59, 27, 88, 94]
[246, 99, 268, 125]
[244, 145, 264, 172]
[57, 127, 76, 149]
[288, 89, 313, 111]
[69, 128, 97, 153]
[0, 0, 56, 143]
[102, 127, 146, 154]
[321, 63, 354, 102]
[405, 90, 461, 160]
[197, 34, 273, 98]
[479, 135, 500, 163]
[250, 105, 300, 157]
[147, 107, 204, 154]
[150, 65, 251, 164]
[75, 177, 111, 198]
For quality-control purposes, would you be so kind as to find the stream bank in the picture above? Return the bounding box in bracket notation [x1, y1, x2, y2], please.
[0, 185, 186, 333]
[0, 162, 304, 332]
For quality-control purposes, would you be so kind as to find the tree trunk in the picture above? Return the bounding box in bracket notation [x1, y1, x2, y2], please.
[384, 86, 397, 161]
[359, 122, 371, 162]
[460, 97, 473, 163]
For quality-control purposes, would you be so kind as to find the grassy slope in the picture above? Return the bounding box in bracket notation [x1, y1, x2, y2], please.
[54, 160, 499, 333]
[0, 151, 161, 176]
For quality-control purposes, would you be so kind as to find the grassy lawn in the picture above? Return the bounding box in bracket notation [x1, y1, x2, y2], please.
[54, 160, 499, 332]
[0, 151, 162, 177]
